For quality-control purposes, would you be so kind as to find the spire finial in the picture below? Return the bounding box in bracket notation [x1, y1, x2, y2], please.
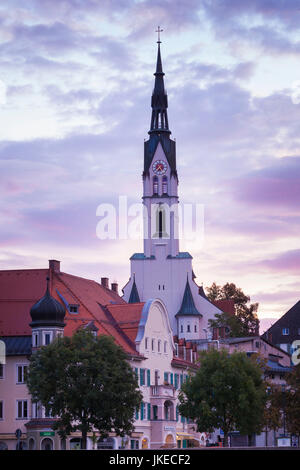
[156, 26, 163, 43]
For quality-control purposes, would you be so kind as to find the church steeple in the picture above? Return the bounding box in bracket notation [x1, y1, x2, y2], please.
[149, 30, 170, 135]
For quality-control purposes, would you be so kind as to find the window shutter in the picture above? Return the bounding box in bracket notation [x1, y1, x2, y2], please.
[164, 372, 168, 383]
[147, 369, 151, 386]
[147, 403, 151, 420]
[174, 373, 178, 389]
[170, 373, 174, 385]
[141, 402, 145, 420]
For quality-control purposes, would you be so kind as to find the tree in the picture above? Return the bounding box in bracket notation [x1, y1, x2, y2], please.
[26, 329, 142, 449]
[263, 384, 283, 446]
[178, 349, 267, 447]
[206, 282, 259, 337]
[285, 364, 300, 444]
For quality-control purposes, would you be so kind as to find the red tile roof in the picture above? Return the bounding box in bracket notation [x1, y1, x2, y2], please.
[213, 299, 235, 316]
[0, 265, 143, 357]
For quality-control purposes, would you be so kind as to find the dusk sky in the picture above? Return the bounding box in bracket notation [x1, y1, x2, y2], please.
[1, 0, 300, 331]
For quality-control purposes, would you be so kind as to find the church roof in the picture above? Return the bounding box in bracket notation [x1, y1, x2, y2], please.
[175, 277, 202, 317]
[128, 277, 140, 303]
[30, 277, 66, 328]
[144, 41, 177, 176]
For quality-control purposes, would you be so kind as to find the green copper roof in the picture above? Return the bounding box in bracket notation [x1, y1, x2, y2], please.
[176, 277, 202, 317]
[128, 277, 140, 303]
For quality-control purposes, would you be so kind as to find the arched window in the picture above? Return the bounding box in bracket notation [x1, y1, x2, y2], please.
[162, 175, 168, 194]
[153, 176, 158, 194]
[158, 340, 161, 352]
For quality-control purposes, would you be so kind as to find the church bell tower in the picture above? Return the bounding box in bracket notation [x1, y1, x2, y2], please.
[123, 33, 222, 337]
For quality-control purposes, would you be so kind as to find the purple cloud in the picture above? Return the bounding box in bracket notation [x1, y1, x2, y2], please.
[258, 249, 300, 274]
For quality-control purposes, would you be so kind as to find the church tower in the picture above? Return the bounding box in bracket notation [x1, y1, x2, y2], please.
[123, 35, 222, 337]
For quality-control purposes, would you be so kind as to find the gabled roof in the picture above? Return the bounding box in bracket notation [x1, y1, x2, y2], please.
[262, 300, 300, 345]
[176, 277, 202, 317]
[0, 265, 143, 357]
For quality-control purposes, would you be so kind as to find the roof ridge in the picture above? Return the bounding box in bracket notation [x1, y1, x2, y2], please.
[102, 304, 140, 353]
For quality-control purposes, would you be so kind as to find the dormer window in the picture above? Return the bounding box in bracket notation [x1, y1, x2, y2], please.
[69, 305, 79, 314]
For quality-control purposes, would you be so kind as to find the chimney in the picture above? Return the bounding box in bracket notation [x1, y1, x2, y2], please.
[49, 260, 60, 273]
[111, 282, 118, 294]
[101, 277, 109, 289]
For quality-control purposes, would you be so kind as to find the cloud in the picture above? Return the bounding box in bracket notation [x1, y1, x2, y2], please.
[229, 156, 300, 212]
[258, 249, 300, 274]
[202, 0, 300, 56]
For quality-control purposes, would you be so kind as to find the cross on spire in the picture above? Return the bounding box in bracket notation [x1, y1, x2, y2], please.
[156, 26, 163, 43]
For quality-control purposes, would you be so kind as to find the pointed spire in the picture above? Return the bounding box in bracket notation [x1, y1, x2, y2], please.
[176, 274, 202, 317]
[149, 29, 170, 135]
[128, 274, 140, 303]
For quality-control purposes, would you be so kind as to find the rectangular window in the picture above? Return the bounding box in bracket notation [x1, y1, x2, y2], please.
[33, 332, 38, 347]
[17, 400, 28, 419]
[0, 364, 4, 379]
[282, 328, 289, 336]
[17, 365, 28, 384]
[0, 401, 3, 420]
[176, 406, 179, 422]
[43, 331, 53, 346]
[69, 304, 79, 313]
[32, 402, 39, 419]
[175, 343, 179, 357]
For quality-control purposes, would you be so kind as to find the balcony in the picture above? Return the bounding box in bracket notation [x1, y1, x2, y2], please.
[150, 384, 175, 398]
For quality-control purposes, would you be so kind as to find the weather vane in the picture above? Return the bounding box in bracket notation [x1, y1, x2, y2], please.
[156, 26, 163, 43]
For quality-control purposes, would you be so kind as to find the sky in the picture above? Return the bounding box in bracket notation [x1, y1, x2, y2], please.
[0, 0, 300, 332]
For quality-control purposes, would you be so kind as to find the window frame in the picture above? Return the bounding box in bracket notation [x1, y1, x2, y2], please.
[16, 400, 28, 420]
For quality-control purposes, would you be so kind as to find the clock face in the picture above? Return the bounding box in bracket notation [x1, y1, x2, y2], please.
[152, 160, 167, 175]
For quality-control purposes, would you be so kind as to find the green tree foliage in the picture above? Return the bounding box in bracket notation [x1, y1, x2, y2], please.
[285, 364, 300, 441]
[178, 349, 267, 447]
[26, 330, 142, 449]
[206, 282, 259, 337]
